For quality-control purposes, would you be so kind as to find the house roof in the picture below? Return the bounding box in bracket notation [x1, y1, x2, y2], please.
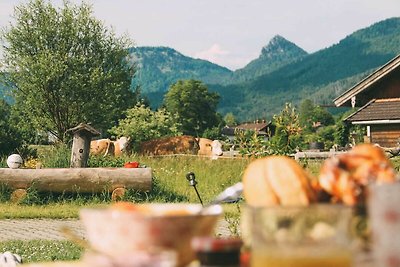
[221, 121, 271, 136]
[236, 121, 270, 131]
[334, 54, 400, 107]
[345, 98, 400, 123]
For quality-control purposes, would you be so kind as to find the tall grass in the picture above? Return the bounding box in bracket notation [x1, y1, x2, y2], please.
[0, 240, 83, 263]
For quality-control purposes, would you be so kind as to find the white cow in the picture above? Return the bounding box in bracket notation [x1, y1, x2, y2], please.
[197, 138, 224, 159]
[113, 136, 130, 157]
[90, 137, 130, 157]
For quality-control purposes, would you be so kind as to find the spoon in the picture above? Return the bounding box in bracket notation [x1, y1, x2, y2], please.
[199, 182, 243, 214]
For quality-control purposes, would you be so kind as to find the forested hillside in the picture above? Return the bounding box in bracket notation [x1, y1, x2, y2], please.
[0, 74, 12, 103]
[129, 46, 232, 92]
[210, 17, 400, 120]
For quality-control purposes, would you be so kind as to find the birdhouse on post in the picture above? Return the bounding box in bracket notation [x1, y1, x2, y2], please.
[67, 123, 100, 168]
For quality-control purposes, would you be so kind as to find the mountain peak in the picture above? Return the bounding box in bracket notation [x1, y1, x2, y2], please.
[261, 35, 307, 59]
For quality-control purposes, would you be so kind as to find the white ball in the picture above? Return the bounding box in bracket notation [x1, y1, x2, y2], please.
[6, 154, 23, 169]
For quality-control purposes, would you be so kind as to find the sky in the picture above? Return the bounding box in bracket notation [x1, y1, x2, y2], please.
[0, 0, 399, 70]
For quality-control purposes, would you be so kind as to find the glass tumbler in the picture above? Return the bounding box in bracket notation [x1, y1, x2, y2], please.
[368, 183, 400, 267]
[243, 204, 353, 267]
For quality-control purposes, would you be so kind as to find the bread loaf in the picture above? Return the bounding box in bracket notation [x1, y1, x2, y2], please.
[243, 156, 316, 206]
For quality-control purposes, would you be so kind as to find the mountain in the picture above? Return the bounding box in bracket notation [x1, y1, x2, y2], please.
[230, 35, 308, 84]
[0, 74, 13, 103]
[129, 46, 232, 105]
[209, 17, 400, 120]
[129, 36, 307, 107]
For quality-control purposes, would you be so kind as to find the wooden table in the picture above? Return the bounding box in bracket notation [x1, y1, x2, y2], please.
[22, 253, 376, 267]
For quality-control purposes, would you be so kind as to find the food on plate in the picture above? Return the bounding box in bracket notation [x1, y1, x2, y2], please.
[111, 201, 141, 211]
[319, 143, 397, 205]
[242, 156, 316, 206]
[242, 144, 397, 207]
[110, 202, 192, 216]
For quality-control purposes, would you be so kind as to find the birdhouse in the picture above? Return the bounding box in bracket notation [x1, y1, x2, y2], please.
[67, 123, 100, 168]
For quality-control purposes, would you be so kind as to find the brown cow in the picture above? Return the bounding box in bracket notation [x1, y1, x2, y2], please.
[90, 139, 115, 156]
[197, 138, 224, 158]
[139, 135, 200, 156]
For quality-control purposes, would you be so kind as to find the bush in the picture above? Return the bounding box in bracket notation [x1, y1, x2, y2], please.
[109, 103, 181, 151]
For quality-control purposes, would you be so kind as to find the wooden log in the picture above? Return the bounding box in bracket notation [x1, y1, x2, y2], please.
[0, 167, 152, 193]
[10, 189, 27, 203]
[111, 187, 126, 201]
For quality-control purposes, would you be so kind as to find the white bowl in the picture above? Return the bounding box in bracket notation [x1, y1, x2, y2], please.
[80, 203, 222, 267]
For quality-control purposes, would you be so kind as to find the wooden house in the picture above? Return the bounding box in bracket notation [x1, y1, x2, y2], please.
[222, 120, 274, 141]
[334, 54, 400, 147]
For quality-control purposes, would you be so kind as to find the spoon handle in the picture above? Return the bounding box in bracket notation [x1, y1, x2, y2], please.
[208, 182, 243, 206]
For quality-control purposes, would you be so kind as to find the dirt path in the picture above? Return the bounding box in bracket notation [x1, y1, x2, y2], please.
[0, 219, 232, 241]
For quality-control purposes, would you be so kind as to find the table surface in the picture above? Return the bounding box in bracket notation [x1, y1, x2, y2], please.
[22, 253, 375, 267]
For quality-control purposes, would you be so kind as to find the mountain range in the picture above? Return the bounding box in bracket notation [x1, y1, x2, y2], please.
[2, 17, 400, 122]
[130, 17, 400, 121]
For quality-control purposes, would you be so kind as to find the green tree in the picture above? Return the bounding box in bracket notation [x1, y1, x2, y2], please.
[299, 99, 315, 133]
[163, 79, 221, 136]
[269, 103, 302, 155]
[334, 111, 353, 147]
[109, 103, 182, 151]
[0, 99, 22, 155]
[313, 106, 335, 126]
[224, 112, 237, 126]
[299, 99, 334, 133]
[0, 0, 137, 141]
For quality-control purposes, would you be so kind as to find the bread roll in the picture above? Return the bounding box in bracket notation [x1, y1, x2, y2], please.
[243, 156, 316, 206]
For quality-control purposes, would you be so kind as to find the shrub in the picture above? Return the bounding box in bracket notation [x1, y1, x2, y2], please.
[109, 103, 181, 151]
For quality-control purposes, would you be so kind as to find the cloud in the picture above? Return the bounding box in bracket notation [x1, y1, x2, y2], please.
[194, 44, 230, 65]
[194, 44, 257, 70]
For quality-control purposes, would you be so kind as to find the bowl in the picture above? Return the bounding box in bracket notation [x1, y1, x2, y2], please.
[80, 203, 222, 267]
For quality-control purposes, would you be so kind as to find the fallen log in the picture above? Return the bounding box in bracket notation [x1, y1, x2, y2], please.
[0, 167, 152, 201]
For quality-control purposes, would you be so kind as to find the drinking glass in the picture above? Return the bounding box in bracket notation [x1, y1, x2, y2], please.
[368, 183, 400, 267]
[243, 204, 353, 267]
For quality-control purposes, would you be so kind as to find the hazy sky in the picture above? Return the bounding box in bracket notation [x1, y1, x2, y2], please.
[0, 0, 399, 70]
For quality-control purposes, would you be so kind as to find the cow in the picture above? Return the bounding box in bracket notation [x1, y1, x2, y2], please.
[139, 135, 200, 156]
[197, 138, 224, 159]
[90, 138, 115, 156]
[113, 136, 130, 156]
[90, 137, 130, 157]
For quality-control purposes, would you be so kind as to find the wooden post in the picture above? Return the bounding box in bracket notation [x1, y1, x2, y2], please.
[67, 123, 100, 168]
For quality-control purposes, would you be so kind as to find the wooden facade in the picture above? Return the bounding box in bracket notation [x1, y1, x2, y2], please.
[370, 124, 400, 147]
